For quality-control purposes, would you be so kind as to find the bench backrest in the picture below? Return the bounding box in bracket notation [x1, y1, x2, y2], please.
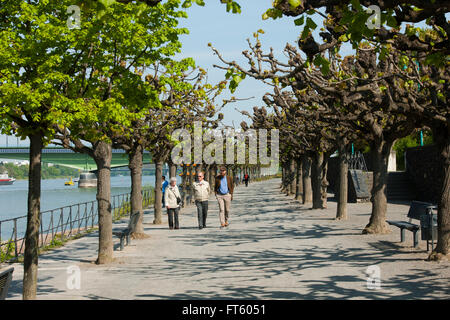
[128, 212, 140, 233]
[0, 266, 14, 300]
[407, 201, 435, 220]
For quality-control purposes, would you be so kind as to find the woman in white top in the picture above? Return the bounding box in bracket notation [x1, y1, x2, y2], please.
[164, 177, 181, 229]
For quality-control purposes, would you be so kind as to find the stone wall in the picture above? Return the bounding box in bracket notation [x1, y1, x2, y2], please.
[327, 146, 443, 204]
[405, 145, 444, 204]
[328, 155, 374, 192]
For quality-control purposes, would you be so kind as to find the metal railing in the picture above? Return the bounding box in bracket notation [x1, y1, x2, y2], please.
[0, 188, 154, 263]
[349, 152, 368, 171]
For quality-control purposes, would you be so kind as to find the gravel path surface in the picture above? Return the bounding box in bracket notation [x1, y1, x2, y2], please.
[6, 178, 450, 299]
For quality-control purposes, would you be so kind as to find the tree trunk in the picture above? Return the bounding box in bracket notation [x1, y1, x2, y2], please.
[168, 159, 177, 179]
[209, 165, 216, 194]
[128, 145, 147, 238]
[208, 165, 212, 184]
[204, 165, 209, 181]
[23, 133, 43, 300]
[302, 156, 313, 204]
[295, 157, 303, 201]
[94, 141, 114, 264]
[195, 164, 202, 181]
[289, 158, 296, 196]
[188, 165, 194, 204]
[311, 152, 327, 209]
[429, 125, 450, 261]
[181, 164, 188, 203]
[321, 154, 330, 208]
[363, 140, 392, 234]
[282, 161, 291, 194]
[153, 160, 163, 224]
[336, 148, 349, 221]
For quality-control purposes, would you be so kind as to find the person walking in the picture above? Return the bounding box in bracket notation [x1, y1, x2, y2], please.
[162, 175, 169, 208]
[193, 172, 210, 229]
[243, 173, 249, 187]
[214, 166, 234, 228]
[164, 177, 181, 230]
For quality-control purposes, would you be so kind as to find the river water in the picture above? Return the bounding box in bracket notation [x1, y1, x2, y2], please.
[0, 175, 159, 221]
[0, 174, 181, 241]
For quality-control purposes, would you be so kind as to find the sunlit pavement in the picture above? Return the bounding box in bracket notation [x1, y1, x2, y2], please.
[7, 179, 450, 299]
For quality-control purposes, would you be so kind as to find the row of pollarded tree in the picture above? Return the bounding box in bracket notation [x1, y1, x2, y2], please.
[0, 1, 239, 300]
[211, 11, 449, 261]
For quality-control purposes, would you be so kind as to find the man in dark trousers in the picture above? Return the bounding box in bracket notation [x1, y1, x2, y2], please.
[214, 166, 234, 228]
[193, 171, 210, 229]
[243, 173, 249, 187]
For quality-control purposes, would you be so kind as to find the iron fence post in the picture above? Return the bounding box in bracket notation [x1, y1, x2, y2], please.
[50, 211, 55, 245]
[60, 208, 65, 241]
[40, 212, 43, 247]
[69, 206, 72, 237]
[13, 219, 18, 258]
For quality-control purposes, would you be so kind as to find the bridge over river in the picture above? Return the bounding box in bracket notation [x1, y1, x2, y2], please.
[0, 147, 152, 171]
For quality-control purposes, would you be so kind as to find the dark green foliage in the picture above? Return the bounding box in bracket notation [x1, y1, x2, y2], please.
[393, 130, 433, 170]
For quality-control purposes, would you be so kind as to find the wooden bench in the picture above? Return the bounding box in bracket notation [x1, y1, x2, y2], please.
[0, 266, 14, 300]
[387, 201, 435, 248]
[113, 212, 140, 251]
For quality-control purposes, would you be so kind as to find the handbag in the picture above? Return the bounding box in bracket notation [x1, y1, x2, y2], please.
[170, 188, 182, 205]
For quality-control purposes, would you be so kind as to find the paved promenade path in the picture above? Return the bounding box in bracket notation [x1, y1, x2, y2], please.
[8, 179, 450, 299]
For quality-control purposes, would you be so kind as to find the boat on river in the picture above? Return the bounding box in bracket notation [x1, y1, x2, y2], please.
[78, 172, 97, 188]
[0, 172, 16, 185]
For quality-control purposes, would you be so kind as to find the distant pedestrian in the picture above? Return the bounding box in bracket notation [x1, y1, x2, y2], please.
[162, 175, 169, 208]
[193, 172, 210, 229]
[164, 177, 181, 230]
[243, 173, 249, 187]
[214, 166, 234, 228]
[234, 175, 240, 186]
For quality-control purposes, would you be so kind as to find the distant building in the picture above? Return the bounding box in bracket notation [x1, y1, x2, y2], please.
[14, 160, 29, 166]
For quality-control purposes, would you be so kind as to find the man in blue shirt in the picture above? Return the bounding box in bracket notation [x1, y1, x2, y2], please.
[162, 175, 169, 208]
[214, 166, 234, 228]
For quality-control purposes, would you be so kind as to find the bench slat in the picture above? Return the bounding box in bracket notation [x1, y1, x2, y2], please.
[387, 220, 419, 231]
[0, 267, 14, 300]
[113, 212, 140, 250]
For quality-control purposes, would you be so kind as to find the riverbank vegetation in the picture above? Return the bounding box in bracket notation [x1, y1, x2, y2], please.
[0, 163, 80, 180]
